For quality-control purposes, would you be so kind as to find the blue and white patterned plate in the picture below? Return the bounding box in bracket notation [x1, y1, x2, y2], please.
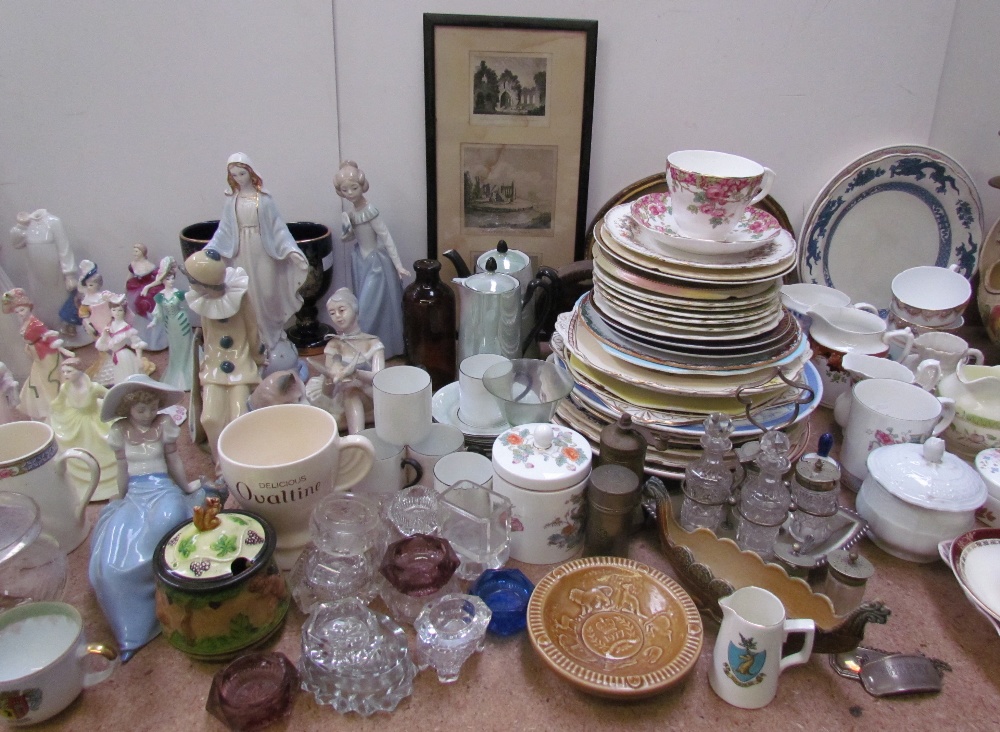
[798, 145, 983, 314]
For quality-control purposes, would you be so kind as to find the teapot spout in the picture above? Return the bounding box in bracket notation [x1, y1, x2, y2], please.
[442, 249, 472, 278]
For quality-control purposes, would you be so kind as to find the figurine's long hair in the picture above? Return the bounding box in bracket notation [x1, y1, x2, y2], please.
[334, 160, 370, 194]
[225, 163, 264, 196]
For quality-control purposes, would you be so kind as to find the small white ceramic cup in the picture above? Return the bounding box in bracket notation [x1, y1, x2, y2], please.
[351, 428, 423, 499]
[891, 265, 971, 327]
[458, 354, 509, 429]
[894, 330, 985, 377]
[218, 404, 376, 569]
[0, 601, 118, 725]
[666, 150, 775, 241]
[373, 366, 433, 447]
[407, 423, 466, 479]
[433, 451, 494, 493]
[839, 378, 956, 490]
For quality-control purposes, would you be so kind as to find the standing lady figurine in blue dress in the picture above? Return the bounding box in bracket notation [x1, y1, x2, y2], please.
[334, 161, 409, 359]
[88, 375, 216, 660]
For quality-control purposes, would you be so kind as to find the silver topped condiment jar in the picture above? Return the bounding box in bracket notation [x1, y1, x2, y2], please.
[491, 423, 592, 564]
[789, 433, 841, 547]
[823, 549, 875, 615]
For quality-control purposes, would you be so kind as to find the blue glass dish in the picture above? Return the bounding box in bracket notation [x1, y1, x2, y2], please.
[469, 568, 534, 636]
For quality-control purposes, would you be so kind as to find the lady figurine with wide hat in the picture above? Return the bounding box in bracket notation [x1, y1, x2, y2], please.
[334, 160, 409, 359]
[88, 374, 218, 661]
[1, 287, 74, 420]
[305, 287, 384, 434]
[205, 153, 308, 370]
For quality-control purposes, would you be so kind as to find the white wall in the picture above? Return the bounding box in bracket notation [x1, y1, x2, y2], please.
[0, 1, 341, 296]
[4, 0, 993, 305]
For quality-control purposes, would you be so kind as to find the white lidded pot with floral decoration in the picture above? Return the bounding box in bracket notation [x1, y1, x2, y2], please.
[491, 423, 592, 564]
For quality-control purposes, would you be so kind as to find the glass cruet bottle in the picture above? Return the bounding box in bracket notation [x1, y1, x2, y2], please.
[403, 259, 456, 392]
[679, 413, 735, 532]
[735, 430, 792, 558]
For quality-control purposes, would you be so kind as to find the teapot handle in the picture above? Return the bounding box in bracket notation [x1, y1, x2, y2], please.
[520, 275, 553, 356]
[55, 448, 101, 520]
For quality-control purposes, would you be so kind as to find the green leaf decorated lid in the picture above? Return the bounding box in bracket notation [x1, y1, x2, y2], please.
[492, 423, 592, 492]
[163, 511, 268, 580]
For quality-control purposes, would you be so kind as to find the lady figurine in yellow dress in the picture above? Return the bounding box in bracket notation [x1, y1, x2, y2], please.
[205, 153, 308, 369]
[49, 358, 118, 501]
[306, 288, 384, 434]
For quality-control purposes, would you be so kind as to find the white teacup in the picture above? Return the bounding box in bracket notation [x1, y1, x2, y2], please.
[351, 428, 422, 499]
[217, 404, 376, 569]
[0, 422, 100, 552]
[458, 354, 509, 428]
[666, 150, 775, 241]
[372, 366, 432, 448]
[888, 329, 985, 377]
[0, 602, 118, 725]
[839, 378, 956, 490]
[891, 265, 971, 327]
[407, 423, 465, 479]
[433, 451, 494, 493]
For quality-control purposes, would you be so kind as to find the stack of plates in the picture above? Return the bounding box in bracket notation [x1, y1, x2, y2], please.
[549, 192, 820, 479]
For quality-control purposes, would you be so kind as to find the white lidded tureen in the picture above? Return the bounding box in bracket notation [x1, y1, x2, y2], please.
[856, 436, 986, 563]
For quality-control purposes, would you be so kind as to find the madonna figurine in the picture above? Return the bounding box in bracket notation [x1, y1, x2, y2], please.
[205, 153, 308, 364]
[95, 295, 148, 385]
[49, 359, 118, 501]
[1, 288, 73, 420]
[125, 243, 167, 351]
[184, 249, 264, 464]
[147, 257, 194, 390]
[305, 287, 384, 434]
[89, 374, 217, 661]
[334, 161, 408, 359]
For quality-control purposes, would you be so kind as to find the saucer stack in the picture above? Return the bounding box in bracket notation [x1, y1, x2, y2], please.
[550, 192, 820, 480]
[431, 382, 509, 455]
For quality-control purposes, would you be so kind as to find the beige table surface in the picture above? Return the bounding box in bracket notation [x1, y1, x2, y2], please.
[22, 323, 1000, 732]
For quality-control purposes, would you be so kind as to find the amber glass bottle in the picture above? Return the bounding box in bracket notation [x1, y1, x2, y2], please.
[403, 259, 456, 392]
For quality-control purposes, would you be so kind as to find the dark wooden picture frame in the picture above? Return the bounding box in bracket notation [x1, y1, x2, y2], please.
[423, 14, 598, 266]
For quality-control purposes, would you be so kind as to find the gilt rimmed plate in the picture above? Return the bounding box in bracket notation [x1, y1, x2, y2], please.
[595, 280, 780, 328]
[527, 556, 703, 699]
[630, 191, 781, 255]
[799, 145, 983, 312]
[602, 206, 795, 273]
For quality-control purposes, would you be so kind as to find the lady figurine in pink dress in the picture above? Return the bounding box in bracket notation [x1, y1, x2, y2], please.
[95, 295, 148, 385]
[334, 161, 409, 359]
[205, 153, 308, 368]
[125, 243, 167, 351]
[1, 288, 73, 420]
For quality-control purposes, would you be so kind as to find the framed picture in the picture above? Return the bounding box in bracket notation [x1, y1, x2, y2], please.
[423, 14, 598, 267]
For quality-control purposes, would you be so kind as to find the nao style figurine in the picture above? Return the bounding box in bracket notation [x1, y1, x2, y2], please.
[49, 359, 118, 501]
[125, 243, 167, 351]
[305, 287, 384, 435]
[8, 209, 87, 344]
[1, 288, 73, 420]
[334, 161, 408, 359]
[184, 249, 264, 464]
[89, 375, 217, 661]
[147, 257, 194, 391]
[205, 153, 308, 365]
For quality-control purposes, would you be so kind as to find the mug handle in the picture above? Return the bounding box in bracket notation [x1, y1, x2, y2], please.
[932, 397, 957, 437]
[912, 358, 943, 391]
[779, 618, 815, 672]
[748, 167, 776, 205]
[882, 327, 914, 361]
[853, 302, 880, 316]
[81, 643, 119, 688]
[401, 457, 423, 489]
[964, 348, 985, 366]
[333, 435, 377, 492]
[55, 448, 101, 520]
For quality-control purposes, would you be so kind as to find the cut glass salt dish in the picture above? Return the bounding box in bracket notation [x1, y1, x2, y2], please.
[379, 534, 461, 625]
[298, 597, 415, 716]
[382, 485, 442, 542]
[415, 593, 491, 683]
[289, 494, 384, 613]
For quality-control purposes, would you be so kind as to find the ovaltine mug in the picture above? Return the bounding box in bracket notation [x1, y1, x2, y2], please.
[0, 602, 118, 725]
[217, 404, 375, 570]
